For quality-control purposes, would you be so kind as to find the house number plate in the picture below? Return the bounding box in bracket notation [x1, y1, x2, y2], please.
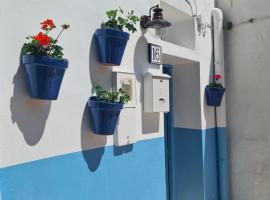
[148, 43, 162, 65]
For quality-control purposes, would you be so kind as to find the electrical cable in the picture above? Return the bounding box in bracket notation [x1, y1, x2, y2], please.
[193, 0, 198, 16]
[185, 0, 194, 16]
[225, 15, 270, 30]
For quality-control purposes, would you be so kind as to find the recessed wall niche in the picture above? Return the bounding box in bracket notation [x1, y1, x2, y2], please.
[161, 1, 196, 50]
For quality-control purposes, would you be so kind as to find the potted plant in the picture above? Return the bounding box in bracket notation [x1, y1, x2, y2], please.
[88, 83, 130, 135]
[21, 19, 70, 100]
[205, 74, 225, 107]
[95, 7, 139, 66]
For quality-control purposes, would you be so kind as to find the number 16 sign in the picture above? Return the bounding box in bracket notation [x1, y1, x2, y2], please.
[148, 43, 162, 65]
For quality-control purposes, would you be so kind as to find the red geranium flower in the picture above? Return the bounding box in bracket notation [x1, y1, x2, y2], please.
[40, 19, 55, 30]
[214, 74, 222, 80]
[33, 32, 51, 46]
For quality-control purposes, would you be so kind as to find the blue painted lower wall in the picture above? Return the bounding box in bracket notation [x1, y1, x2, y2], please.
[168, 128, 204, 200]
[0, 128, 228, 200]
[0, 138, 167, 200]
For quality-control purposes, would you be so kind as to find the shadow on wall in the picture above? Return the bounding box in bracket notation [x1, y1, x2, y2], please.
[79, 35, 112, 172]
[89, 34, 112, 90]
[134, 36, 160, 134]
[80, 104, 107, 172]
[10, 56, 51, 146]
[113, 144, 133, 156]
[203, 59, 215, 119]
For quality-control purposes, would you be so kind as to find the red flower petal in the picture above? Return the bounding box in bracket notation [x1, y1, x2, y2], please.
[214, 74, 222, 80]
[40, 19, 55, 30]
[33, 32, 51, 46]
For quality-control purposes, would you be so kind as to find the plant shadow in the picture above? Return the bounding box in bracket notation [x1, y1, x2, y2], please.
[80, 104, 107, 172]
[10, 56, 51, 146]
[113, 144, 134, 156]
[80, 35, 112, 172]
[134, 36, 160, 134]
[89, 34, 112, 90]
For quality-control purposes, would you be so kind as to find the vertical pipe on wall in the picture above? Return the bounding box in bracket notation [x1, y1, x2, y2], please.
[211, 8, 229, 200]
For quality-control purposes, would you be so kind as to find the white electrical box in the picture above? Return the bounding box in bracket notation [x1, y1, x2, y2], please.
[144, 72, 171, 113]
[112, 71, 137, 146]
[112, 72, 137, 108]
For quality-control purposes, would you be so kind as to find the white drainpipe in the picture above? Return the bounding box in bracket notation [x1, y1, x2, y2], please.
[212, 8, 229, 200]
[212, 8, 225, 88]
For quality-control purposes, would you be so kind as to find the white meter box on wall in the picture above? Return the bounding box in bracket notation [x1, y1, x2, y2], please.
[144, 72, 171, 113]
[113, 71, 137, 146]
[113, 72, 136, 108]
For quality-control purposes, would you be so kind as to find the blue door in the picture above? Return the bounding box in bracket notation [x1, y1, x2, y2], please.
[163, 64, 219, 200]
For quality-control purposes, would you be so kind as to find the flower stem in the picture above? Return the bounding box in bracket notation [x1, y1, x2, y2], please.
[56, 28, 65, 42]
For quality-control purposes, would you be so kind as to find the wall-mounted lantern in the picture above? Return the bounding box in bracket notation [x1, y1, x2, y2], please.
[140, 4, 171, 36]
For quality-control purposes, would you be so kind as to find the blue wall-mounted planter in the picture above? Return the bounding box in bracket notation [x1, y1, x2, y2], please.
[87, 97, 123, 135]
[205, 86, 225, 107]
[94, 28, 130, 66]
[22, 55, 68, 100]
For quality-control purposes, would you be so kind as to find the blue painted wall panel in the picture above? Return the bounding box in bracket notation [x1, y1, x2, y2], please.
[216, 128, 229, 200]
[167, 128, 220, 200]
[202, 128, 218, 200]
[0, 138, 166, 200]
[169, 128, 204, 200]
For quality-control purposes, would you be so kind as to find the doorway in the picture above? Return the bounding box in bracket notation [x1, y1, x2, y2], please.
[163, 64, 219, 200]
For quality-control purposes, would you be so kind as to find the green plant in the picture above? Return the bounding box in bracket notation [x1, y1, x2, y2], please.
[101, 7, 139, 33]
[21, 19, 70, 59]
[208, 74, 224, 89]
[92, 83, 130, 104]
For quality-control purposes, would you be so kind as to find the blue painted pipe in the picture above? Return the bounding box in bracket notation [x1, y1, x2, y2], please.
[216, 128, 229, 200]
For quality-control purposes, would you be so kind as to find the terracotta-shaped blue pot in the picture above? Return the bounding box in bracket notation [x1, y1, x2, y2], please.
[22, 55, 68, 100]
[94, 28, 130, 66]
[205, 86, 225, 107]
[88, 97, 123, 135]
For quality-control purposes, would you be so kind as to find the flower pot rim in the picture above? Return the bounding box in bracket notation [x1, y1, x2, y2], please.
[95, 28, 130, 38]
[88, 98, 124, 110]
[88, 98, 124, 105]
[206, 85, 225, 90]
[22, 54, 69, 69]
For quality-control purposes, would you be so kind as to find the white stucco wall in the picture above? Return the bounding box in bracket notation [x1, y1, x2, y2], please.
[0, 0, 161, 168]
[0, 0, 215, 169]
[216, 0, 270, 199]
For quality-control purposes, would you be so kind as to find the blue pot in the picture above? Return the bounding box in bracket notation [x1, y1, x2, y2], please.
[87, 97, 123, 135]
[22, 55, 68, 100]
[94, 28, 130, 66]
[205, 86, 225, 107]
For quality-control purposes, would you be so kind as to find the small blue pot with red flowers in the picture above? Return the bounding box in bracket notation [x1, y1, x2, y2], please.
[21, 19, 70, 100]
[22, 55, 68, 100]
[205, 86, 225, 106]
[205, 74, 225, 107]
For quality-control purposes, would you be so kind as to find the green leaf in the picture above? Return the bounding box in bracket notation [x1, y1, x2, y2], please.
[92, 83, 130, 104]
[102, 7, 139, 33]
